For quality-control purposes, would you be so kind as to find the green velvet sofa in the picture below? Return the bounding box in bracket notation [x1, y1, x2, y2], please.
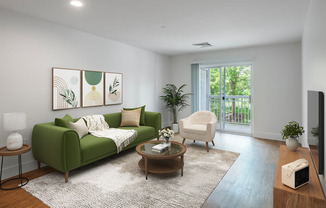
[32, 111, 161, 182]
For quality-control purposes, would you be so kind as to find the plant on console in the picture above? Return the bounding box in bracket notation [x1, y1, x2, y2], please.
[281, 121, 304, 151]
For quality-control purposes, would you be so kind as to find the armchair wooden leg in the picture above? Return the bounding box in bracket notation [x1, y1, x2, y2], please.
[206, 142, 209, 152]
[212, 141, 215, 146]
[65, 172, 69, 183]
[182, 138, 186, 145]
[193, 140, 195, 143]
[37, 161, 41, 169]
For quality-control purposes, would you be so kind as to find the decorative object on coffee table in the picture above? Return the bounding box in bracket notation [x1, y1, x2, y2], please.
[159, 84, 191, 133]
[0, 144, 31, 190]
[158, 128, 174, 144]
[136, 140, 186, 180]
[281, 121, 304, 151]
[2, 112, 27, 150]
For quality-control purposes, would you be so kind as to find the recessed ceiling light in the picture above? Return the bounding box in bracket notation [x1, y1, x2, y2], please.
[70, 1, 83, 7]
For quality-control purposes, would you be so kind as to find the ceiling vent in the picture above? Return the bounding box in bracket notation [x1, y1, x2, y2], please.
[192, 42, 212, 48]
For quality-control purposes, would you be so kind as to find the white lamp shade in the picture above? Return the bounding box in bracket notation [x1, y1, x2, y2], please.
[2, 112, 27, 131]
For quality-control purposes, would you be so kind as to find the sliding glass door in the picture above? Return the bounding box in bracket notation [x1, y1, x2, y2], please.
[208, 65, 252, 134]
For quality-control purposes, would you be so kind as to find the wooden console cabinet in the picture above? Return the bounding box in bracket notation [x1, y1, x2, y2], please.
[273, 144, 326, 208]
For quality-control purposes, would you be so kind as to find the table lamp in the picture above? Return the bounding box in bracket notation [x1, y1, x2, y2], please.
[2, 112, 27, 150]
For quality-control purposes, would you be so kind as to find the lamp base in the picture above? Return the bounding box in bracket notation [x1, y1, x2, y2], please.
[7, 132, 23, 150]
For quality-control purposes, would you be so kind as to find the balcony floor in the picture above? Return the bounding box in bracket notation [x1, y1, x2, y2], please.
[217, 123, 251, 134]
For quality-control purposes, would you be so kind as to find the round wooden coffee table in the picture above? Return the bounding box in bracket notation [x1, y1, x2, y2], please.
[136, 140, 187, 180]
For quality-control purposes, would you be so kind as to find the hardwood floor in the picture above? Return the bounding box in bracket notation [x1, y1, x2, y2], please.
[202, 132, 281, 208]
[0, 133, 281, 208]
[0, 166, 53, 208]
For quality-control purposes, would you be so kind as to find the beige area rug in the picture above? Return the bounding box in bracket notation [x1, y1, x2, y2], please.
[23, 136, 239, 208]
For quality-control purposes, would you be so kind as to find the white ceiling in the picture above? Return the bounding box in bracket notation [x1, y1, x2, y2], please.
[0, 0, 310, 55]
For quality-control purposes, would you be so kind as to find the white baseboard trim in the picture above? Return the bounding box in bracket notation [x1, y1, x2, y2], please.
[1, 159, 38, 180]
[253, 131, 283, 141]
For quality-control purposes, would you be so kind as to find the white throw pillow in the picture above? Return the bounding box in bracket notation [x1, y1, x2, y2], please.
[69, 118, 88, 139]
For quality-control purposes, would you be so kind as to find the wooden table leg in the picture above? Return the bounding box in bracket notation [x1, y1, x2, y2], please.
[181, 154, 184, 176]
[145, 157, 148, 180]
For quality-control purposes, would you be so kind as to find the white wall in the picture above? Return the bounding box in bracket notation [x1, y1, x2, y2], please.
[0, 9, 170, 179]
[302, 0, 326, 194]
[170, 42, 302, 141]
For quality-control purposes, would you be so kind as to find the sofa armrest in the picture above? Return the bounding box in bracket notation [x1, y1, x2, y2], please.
[32, 122, 81, 173]
[145, 112, 162, 138]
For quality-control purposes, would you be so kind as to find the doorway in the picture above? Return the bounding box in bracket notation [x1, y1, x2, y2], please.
[206, 65, 252, 134]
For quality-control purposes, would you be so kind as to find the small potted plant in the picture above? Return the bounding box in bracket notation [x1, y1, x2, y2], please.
[281, 121, 304, 151]
[158, 128, 174, 144]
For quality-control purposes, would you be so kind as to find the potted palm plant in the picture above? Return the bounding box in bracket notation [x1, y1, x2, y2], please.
[281, 121, 305, 151]
[160, 84, 191, 132]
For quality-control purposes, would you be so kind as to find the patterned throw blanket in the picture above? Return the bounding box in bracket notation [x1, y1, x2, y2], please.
[82, 115, 138, 153]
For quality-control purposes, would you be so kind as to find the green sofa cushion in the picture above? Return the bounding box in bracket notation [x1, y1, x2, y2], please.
[55, 114, 73, 128]
[104, 112, 121, 128]
[119, 126, 155, 146]
[123, 105, 146, 126]
[80, 126, 155, 162]
[80, 135, 117, 162]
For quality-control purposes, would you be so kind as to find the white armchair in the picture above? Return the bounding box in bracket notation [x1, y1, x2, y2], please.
[179, 111, 217, 152]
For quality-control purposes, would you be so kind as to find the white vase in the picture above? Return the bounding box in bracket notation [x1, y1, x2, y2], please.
[286, 137, 299, 151]
[172, 123, 179, 133]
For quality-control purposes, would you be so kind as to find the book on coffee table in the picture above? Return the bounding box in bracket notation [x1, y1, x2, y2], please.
[152, 143, 169, 152]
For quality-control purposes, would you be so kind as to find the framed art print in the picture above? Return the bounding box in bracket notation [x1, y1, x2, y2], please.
[82, 70, 104, 107]
[52, 67, 81, 110]
[105, 72, 123, 105]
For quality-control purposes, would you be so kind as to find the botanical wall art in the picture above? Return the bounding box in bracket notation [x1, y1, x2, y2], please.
[82, 70, 104, 107]
[105, 72, 123, 105]
[52, 68, 81, 110]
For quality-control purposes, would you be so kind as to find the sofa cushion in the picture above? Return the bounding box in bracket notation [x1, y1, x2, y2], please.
[55, 114, 73, 128]
[69, 119, 88, 139]
[119, 126, 155, 146]
[80, 135, 117, 162]
[120, 108, 141, 127]
[80, 126, 155, 162]
[103, 112, 121, 128]
[183, 124, 207, 135]
[123, 105, 146, 126]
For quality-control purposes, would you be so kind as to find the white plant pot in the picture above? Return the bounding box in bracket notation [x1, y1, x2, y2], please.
[286, 137, 299, 151]
[172, 123, 179, 133]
